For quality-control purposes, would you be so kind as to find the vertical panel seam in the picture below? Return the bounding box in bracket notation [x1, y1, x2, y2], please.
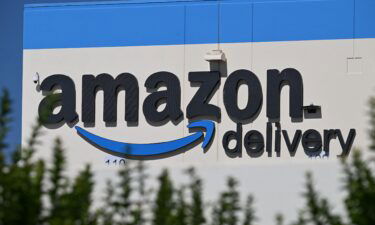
[353, 0, 356, 57]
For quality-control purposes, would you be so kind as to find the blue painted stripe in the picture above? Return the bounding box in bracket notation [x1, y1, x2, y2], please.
[23, 0, 348, 7]
[24, 0, 375, 49]
[253, 0, 354, 42]
[355, 0, 375, 39]
[219, 2, 253, 43]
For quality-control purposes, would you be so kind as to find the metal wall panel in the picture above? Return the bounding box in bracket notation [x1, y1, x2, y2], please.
[252, 0, 354, 42]
[219, 2, 253, 43]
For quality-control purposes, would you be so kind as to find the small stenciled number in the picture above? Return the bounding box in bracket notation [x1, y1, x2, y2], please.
[105, 156, 126, 165]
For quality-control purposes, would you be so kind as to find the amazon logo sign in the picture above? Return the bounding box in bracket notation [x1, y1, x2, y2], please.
[37, 68, 356, 159]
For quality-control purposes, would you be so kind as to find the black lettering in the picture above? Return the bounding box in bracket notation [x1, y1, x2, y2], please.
[244, 130, 264, 157]
[267, 68, 303, 121]
[282, 130, 302, 157]
[222, 123, 242, 158]
[302, 129, 322, 156]
[336, 129, 356, 158]
[187, 71, 220, 120]
[143, 72, 183, 124]
[223, 70, 262, 123]
[275, 123, 281, 157]
[82, 73, 139, 124]
[38, 74, 78, 125]
[323, 129, 337, 156]
[266, 122, 273, 157]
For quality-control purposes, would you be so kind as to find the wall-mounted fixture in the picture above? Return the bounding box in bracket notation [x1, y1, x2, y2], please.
[303, 104, 322, 119]
[33, 72, 40, 85]
[204, 49, 226, 62]
[347, 57, 363, 75]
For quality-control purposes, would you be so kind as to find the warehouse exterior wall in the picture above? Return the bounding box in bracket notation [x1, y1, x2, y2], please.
[22, 0, 375, 171]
